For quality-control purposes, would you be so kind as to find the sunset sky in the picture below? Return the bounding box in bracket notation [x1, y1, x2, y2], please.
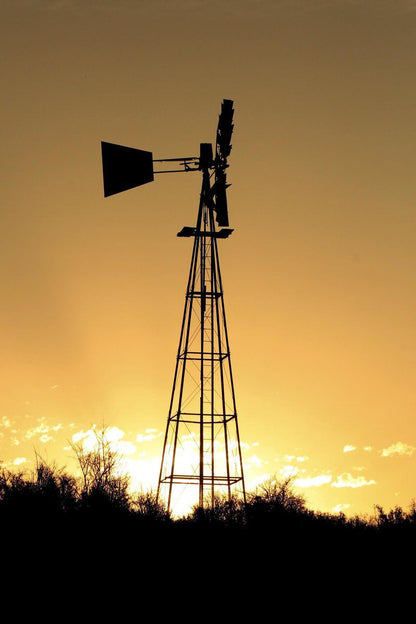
[2, 0, 416, 517]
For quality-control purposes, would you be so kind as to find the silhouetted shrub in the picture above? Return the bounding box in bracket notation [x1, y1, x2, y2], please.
[2, 447, 416, 574]
[244, 476, 309, 532]
[0, 458, 79, 523]
[133, 490, 171, 523]
[188, 494, 246, 527]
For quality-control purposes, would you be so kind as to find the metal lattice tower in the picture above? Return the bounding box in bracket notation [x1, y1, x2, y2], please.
[101, 99, 245, 514]
[156, 168, 245, 513]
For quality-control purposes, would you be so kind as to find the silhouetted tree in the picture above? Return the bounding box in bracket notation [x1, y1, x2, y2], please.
[251, 476, 306, 511]
[245, 475, 307, 525]
[71, 427, 130, 513]
[34, 453, 79, 514]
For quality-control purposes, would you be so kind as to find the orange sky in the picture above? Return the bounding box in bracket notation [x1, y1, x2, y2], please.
[1, 0, 416, 517]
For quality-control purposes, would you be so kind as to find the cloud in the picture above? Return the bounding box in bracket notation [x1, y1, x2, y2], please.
[104, 426, 125, 442]
[381, 441, 416, 457]
[294, 474, 332, 488]
[39, 434, 53, 443]
[332, 503, 351, 514]
[343, 445, 356, 453]
[1, 417, 12, 429]
[283, 454, 309, 463]
[343, 444, 373, 453]
[72, 429, 94, 446]
[246, 454, 267, 468]
[249, 473, 273, 489]
[115, 440, 137, 456]
[13, 457, 26, 466]
[123, 456, 161, 491]
[279, 465, 299, 479]
[25, 418, 62, 442]
[136, 430, 161, 443]
[331, 473, 376, 488]
[72, 426, 138, 457]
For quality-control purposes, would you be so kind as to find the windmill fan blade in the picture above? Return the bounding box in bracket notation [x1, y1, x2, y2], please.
[214, 99, 234, 226]
[215, 187, 229, 227]
[101, 141, 154, 197]
[216, 99, 234, 161]
[214, 168, 229, 227]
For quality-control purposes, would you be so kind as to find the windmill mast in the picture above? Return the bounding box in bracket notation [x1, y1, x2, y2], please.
[101, 100, 245, 514]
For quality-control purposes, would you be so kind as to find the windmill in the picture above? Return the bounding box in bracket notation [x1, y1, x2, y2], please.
[101, 99, 245, 513]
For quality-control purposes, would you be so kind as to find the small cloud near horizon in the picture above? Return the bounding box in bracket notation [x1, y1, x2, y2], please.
[24, 418, 63, 442]
[343, 444, 373, 453]
[332, 503, 351, 514]
[245, 454, 268, 468]
[13, 457, 26, 466]
[343, 445, 356, 453]
[381, 441, 416, 457]
[136, 430, 161, 443]
[283, 454, 309, 463]
[331, 473, 376, 488]
[295, 474, 332, 488]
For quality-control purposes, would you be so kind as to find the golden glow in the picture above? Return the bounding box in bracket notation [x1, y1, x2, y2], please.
[1, 1, 416, 517]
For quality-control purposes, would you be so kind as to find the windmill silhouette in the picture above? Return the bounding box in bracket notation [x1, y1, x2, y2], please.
[101, 100, 245, 513]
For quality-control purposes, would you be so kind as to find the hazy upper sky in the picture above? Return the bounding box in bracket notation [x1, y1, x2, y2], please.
[1, 0, 416, 516]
